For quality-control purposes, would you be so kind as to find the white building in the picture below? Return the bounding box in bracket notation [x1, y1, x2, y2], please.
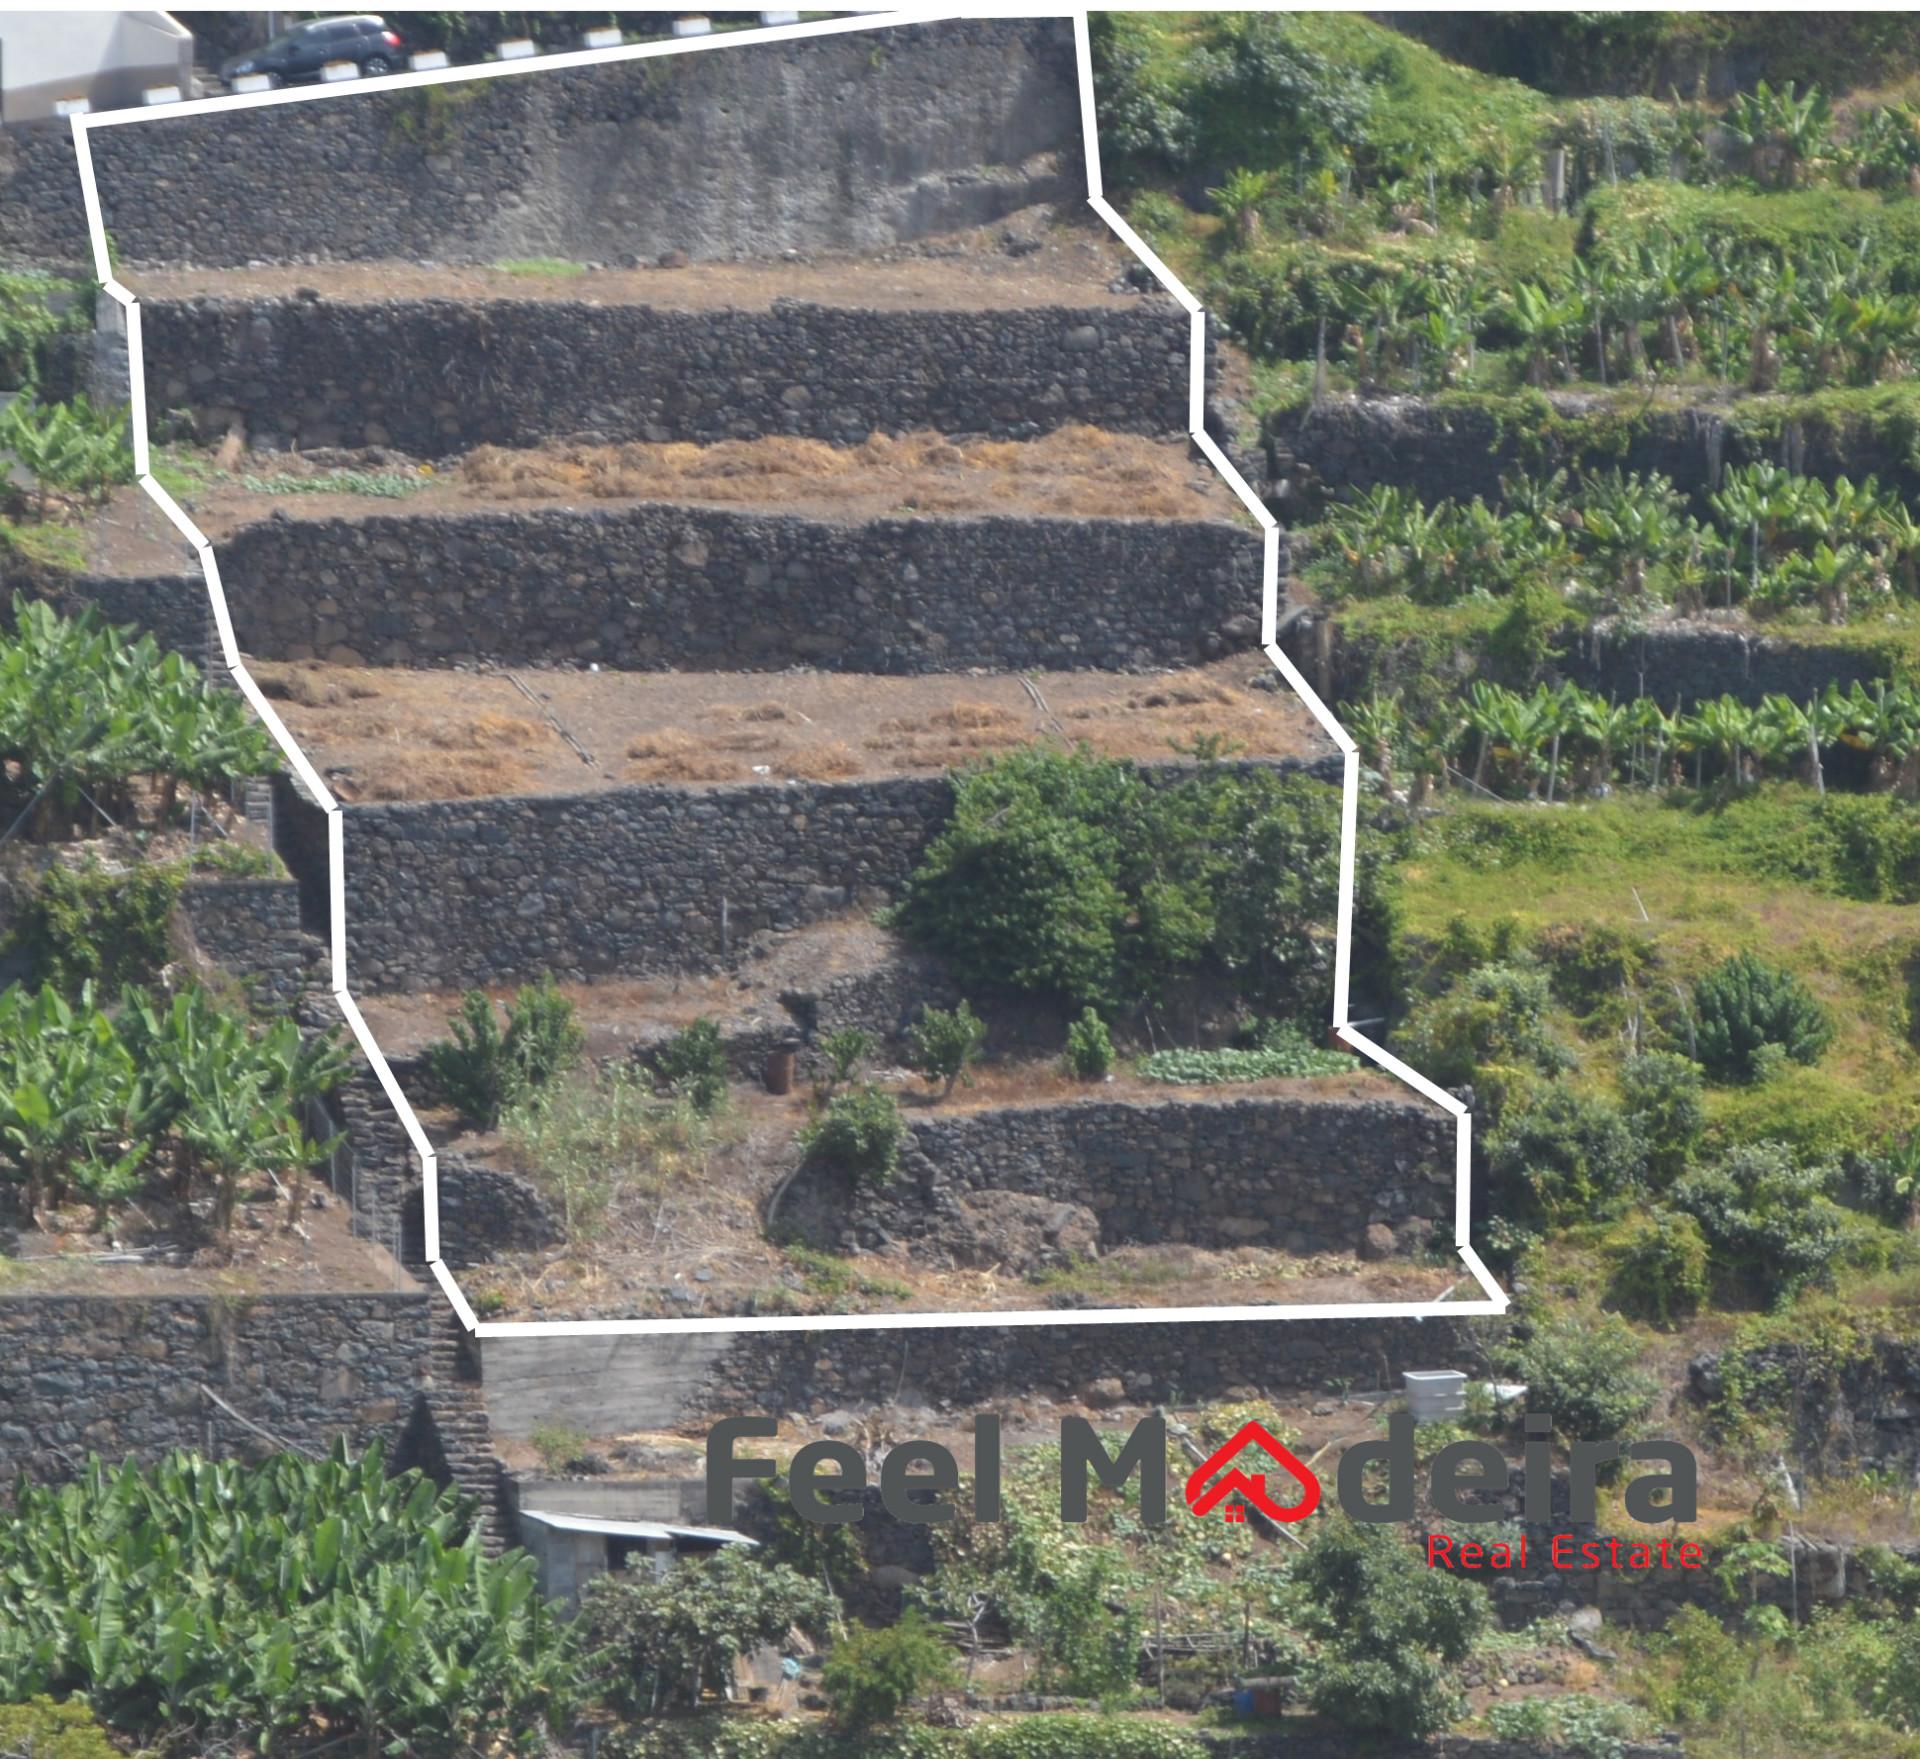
[0, 11, 192, 123]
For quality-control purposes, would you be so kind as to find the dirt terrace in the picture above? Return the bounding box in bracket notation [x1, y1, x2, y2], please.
[122, 216, 1145, 312]
[251, 656, 1329, 802]
[449, 1068, 1453, 1325]
[198, 428, 1244, 532]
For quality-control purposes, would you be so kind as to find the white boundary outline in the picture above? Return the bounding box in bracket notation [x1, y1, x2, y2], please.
[70, 6, 1508, 1340]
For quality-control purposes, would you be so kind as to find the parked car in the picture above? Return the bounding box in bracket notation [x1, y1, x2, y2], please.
[220, 16, 405, 86]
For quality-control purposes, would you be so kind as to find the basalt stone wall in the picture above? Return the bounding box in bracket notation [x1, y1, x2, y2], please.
[178, 876, 318, 1010]
[0, 1292, 433, 1484]
[435, 1153, 564, 1268]
[683, 1312, 1500, 1422]
[1560, 617, 1892, 704]
[1272, 392, 1920, 507]
[3, 21, 1081, 268]
[323, 772, 955, 993]
[290, 758, 1339, 995]
[1297, 607, 1896, 714]
[143, 298, 1193, 454]
[800, 1094, 1454, 1260]
[216, 502, 1261, 672]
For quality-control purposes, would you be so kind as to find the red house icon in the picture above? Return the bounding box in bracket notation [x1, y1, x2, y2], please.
[1184, 1420, 1322, 1524]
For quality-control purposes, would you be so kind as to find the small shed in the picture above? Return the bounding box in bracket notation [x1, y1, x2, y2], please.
[515, 1507, 757, 1607]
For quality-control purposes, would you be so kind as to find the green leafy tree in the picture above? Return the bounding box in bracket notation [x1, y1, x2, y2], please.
[578, 1546, 830, 1714]
[821, 1609, 960, 1728]
[908, 1000, 987, 1101]
[1291, 1520, 1488, 1738]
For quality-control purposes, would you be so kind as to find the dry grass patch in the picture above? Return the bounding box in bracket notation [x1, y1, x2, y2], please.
[625, 730, 743, 783]
[350, 753, 532, 800]
[453, 426, 1238, 522]
[425, 713, 547, 751]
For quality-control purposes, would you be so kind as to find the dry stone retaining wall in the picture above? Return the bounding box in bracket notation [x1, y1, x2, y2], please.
[1, 20, 1081, 268]
[142, 297, 1192, 454]
[799, 1093, 1454, 1261]
[1271, 392, 1920, 505]
[288, 759, 1342, 995]
[0, 1293, 433, 1483]
[216, 502, 1261, 673]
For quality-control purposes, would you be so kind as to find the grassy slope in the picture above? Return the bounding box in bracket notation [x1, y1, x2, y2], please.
[1393, 791, 1920, 1151]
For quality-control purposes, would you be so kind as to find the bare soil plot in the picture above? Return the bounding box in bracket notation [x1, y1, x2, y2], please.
[123, 213, 1144, 312]
[250, 656, 1330, 802]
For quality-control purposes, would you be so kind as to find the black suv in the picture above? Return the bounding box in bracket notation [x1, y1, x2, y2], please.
[220, 16, 406, 87]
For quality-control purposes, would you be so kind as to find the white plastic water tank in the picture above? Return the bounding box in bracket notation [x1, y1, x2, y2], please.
[1403, 1369, 1467, 1423]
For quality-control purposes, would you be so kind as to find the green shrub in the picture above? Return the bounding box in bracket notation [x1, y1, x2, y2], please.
[892, 748, 1388, 1022]
[579, 1547, 830, 1717]
[1504, 1311, 1657, 1442]
[1486, 1087, 1642, 1224]
[802, 1085, 907, 1187]
[1400, 960, 1572, 1089]
[529, 1423, 590, 1474]
[822, 1610, 960, 1729]
[0, 1696, 121, 1759]
[11, 857, 181, 994]
[1292, 1519, 1488, 1738]
[1672, 1140, 1847, 1305]
[426, 977, 580, 1129]
[908, 1001, 987, 1101]
[1019, 1552, 1142, 1701]
[1063, 1008, 1115, 1081]
[1486, 1695, 1644, 1758]
[1609, 1210, 1711, 1328]
[1691, 952, 1833, 1084]
[653, 1016, 729, 1116]
[1619, 1051, 1706, 1184]
[506, 972, 586, 1093]
[969, 1719, 1204, 1759]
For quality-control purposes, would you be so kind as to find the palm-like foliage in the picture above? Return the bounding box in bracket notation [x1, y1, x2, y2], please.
[0, 981, 346, 1231]
[0, 396, 132, 516]
[0, 599, 276, 838]
[1397, 677, 1920, 801]
[0, 1442, 571, 1755]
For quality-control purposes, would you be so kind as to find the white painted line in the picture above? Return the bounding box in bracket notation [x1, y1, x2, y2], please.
[84, 3, 1506, 1342]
